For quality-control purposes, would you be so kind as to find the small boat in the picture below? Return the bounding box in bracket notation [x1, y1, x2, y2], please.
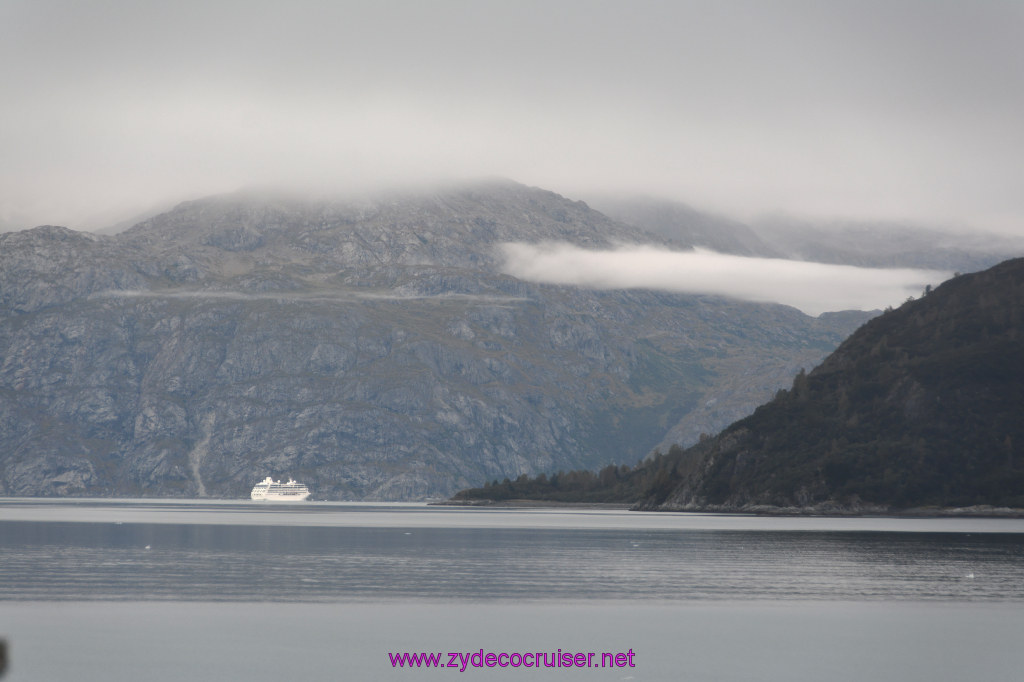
[250, 476, 311, 501]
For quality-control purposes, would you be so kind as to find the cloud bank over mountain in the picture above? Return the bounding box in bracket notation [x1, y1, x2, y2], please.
[2, 1, 1023, 234]
[500, 243, 948, 316]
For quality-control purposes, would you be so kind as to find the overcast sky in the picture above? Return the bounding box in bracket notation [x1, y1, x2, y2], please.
[2, 0, 1023, 235]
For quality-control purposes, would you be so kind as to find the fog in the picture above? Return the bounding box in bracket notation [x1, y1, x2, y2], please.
[500, 243, 948, 316]
[2, 1, 1023, 234]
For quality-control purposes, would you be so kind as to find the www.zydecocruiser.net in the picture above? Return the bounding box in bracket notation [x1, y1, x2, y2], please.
[389, 648, 637, 671]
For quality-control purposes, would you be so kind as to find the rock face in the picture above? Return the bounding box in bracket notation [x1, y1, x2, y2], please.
[0, 181, 870, 499]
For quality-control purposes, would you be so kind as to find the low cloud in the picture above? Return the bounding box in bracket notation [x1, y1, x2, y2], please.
[499, 243, 949, 316]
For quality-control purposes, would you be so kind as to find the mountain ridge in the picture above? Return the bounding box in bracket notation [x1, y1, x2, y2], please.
[2, 181, 877, 499]
[450, 256, 1024, 511]
[590, 194, 1024, 272]
[643, 257, 1024, 512]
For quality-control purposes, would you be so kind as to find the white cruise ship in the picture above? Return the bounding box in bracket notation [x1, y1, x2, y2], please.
[250, 476, 311, 501]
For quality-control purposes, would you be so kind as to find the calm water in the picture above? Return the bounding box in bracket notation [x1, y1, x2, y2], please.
[2, 499, 1024, 681]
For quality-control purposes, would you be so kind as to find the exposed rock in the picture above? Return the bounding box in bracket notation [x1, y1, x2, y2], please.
[1, 181, 874, 499]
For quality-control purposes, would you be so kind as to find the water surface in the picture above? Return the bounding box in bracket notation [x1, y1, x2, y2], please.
[2, 499, 1023, 681]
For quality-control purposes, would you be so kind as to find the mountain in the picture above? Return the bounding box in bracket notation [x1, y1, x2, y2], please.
[451, 257, 1024, 511]
[0, 180, 870, 499]
[753, 216, 1024, 271]
[586, 196, 779, 257]
[590, 195, 1024, 273]
[644, 257, 1024, 511]
[580, 194, 1024, 455]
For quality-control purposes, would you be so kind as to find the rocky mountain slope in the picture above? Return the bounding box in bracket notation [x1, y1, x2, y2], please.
[1, 181, 876, 499]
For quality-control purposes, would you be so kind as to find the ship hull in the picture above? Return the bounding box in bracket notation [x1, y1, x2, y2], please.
[250, 491, 312, 501]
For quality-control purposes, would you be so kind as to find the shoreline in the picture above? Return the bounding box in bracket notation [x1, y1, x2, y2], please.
[436, 499, 1024, 518]
[430, 499, 633, 510]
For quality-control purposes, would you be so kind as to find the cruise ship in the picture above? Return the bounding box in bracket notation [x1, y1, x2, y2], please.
[250, 476, 311, 501]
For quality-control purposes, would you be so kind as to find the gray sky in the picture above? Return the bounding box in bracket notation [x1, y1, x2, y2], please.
[2, 0, 1023, 234]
